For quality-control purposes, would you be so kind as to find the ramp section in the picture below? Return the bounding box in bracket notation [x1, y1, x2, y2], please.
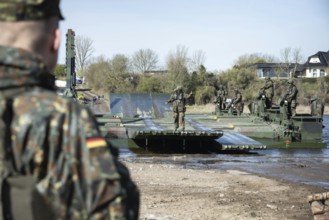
[216, 131, 266, 150]
[109, 93, 171, 118]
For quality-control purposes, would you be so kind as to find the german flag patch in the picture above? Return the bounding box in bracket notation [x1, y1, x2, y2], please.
[86, 137, 107, 149]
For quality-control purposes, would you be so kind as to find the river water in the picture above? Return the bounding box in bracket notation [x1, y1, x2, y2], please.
[121, 115, 329, 189]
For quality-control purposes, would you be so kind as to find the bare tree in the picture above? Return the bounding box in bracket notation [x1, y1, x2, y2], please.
[280, 47, 303, 78]
[292, 47, 303, 75]
[132, 49, 159, 73]
[189, 50, 206, 72]
[76, 35, 94, 73]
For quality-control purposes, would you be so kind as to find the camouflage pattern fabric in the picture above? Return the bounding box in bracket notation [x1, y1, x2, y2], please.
[167, 90, 192, 130]
[262, 78, 274, 108]
[285, 83, 298, 103]
[285, 83, 298, 117]
[0, 45, 139, 219]
[232, 90, 243, 115]
[167, 91, 192, 113]
[263, 78, 274, 98]
[0, 0, 64, 21]
[215, 85, 227, 111]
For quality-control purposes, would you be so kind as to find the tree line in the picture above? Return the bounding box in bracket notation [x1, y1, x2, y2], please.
[53, 35, 329, 106]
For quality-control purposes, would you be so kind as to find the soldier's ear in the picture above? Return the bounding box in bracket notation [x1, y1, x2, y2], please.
[46, 27, 61, 71]
[51, 28, 61, 52]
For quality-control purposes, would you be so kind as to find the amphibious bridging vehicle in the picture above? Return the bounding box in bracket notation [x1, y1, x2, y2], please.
[207, 94, 325, 148]
[96, 93, 266, 152]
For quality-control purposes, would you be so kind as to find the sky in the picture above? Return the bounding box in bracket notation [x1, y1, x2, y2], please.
[58, 0, 329, 71]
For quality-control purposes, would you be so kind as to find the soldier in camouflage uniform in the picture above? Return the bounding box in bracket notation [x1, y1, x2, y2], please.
[0, 1, 139, 219]
[230, 89, 243, 116]
[166, 86, 192, 131]
[283, 78, 298, 118]
[214, 84, 227, 114]
[261, 76, 274, 109]
[310, 97, 324, 118]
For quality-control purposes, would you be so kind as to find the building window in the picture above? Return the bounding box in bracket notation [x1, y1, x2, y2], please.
[310, 57, 320, 63]
[312, 69, 317, 77]
[320, 69, 325, 76]
[263, 69, 270, 77]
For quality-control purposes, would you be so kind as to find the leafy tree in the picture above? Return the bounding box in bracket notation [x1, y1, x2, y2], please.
[137, 75, 168, 93]
[83, 54, 136, 93]
[109, 54, 135, 92]
[194, 86, 216, 105]
[84, 56, 112, 92]
[53, 64, 66, 79]
[233, 53, 276, 68]
[216, 53, 271, 102]
[111, 54, 130, 75]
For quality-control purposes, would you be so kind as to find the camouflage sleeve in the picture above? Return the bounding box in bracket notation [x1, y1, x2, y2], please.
[286, 86, 297, 100]
[39, 103, 139, 219]
[167, 94, 174, 103]
[233, 94, 242, 104]
[263, 81, 272, 89]
[185, 92, 193, 99]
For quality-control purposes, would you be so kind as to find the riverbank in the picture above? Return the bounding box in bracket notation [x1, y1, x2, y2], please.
[186, 103, 329, 115]
[123, 159, 324, 220]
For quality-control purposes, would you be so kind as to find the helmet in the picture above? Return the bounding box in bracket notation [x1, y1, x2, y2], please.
[310, 97, 318, 102]
[288, 79, 294, 84]
[0, 0, 64, 21]
[266, 76, 271, 80]
[175, 86, 182, 92]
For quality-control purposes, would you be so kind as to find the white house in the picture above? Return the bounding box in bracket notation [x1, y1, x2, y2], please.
[302, 51, 329, 78]
[252, 50, 329, 78]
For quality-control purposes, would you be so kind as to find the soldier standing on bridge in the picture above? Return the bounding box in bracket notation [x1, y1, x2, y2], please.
[167, 86, 192, 131]
[214, 84, 227, 114]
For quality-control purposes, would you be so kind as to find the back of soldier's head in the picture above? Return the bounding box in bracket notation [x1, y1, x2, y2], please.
[288, 78, 294, 84]
[175, 86, 182, 92]
[0, 0, 64, 69]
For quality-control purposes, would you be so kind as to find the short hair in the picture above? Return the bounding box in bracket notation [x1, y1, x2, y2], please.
[0, 17, 59, 55]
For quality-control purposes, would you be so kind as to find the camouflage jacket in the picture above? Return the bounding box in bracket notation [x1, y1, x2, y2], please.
[216, 88, 227, 99]
[0, 46, 139, 219]
[167, 92, 192, 112]
[232, 92, 242, 106]
[285, 84, 298, 103]
[263, 79, 274, 97]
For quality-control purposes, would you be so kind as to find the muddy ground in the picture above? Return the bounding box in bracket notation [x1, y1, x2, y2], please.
[122, 159, 324, 220]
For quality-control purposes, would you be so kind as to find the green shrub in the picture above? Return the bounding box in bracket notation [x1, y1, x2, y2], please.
[194, 86, 216, 105]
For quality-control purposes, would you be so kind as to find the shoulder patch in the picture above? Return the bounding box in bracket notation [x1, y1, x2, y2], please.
[86, 137, 107, 149]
